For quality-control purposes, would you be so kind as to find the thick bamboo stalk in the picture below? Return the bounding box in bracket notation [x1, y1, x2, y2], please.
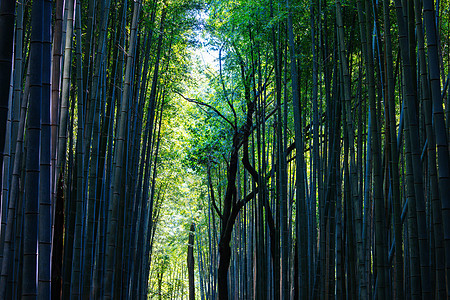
[22, 0, 44, 297]
[38, 1, 52, 298]
[422, 2, 450, 294]
[0, 0, 16, 188]
[287, 3, 308, 297]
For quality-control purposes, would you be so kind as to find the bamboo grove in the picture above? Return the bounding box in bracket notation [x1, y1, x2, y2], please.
[187, 0, 450, 298]
[0, 0, 200, 298]
[0, 0, 450, 298]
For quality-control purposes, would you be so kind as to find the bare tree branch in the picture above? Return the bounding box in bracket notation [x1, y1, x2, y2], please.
[175, 90, 236, 130]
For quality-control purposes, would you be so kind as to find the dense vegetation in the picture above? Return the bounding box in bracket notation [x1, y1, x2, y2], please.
[0, 0, 449, 298]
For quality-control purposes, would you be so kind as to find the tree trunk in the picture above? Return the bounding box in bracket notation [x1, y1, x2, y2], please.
[188, 223, 195, 300]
